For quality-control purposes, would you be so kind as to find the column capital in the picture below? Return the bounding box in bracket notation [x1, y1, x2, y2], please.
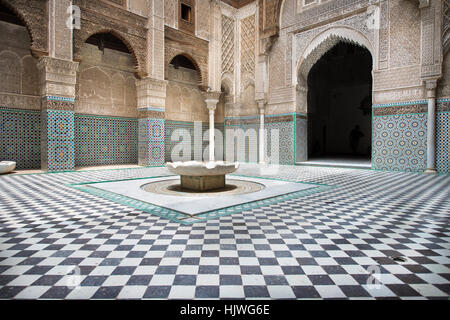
[203, 91, 221, 111]
[203, 90, 222, 101]
[37, 57, 79, 100]
[136, 77, 167, 113]
[424, 78, 438, 98]
[256, 99, 266, 111]
[136, 77, 168, 90]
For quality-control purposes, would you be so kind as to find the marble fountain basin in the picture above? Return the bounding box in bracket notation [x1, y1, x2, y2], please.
[0, 161, 16, 174]
[166, 161, 239, 191]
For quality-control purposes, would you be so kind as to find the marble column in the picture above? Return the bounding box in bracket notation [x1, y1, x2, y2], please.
[204, 91, 221, 162]
[257, 99, 266, 164]
[37, 57, 78, 172]
[136, 78, 167, 166]
[424, 79, 438, 174]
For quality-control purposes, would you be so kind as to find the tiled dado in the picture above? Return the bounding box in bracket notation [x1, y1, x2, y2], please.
[139, 118, 165, 166]
[0, 107, 40, 169]
[435, 99, 450, 174]
[372, 99, 449, 173]
[42, 109, 75, 171]
[165, 121, 225, 162]
[40, 95, 76, 171]
[296, 114, 308, 163]
[224, 113, 296, 165]
[372, 98, 450, 115]
[436, 112, 449, 174]
[372, 113, 427, 172]
[75, 115, 138, 167]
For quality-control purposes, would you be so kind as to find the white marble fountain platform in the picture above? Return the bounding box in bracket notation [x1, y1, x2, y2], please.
[79, 175, 322, 217]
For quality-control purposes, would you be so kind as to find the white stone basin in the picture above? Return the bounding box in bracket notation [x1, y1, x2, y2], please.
[166, 161, 239, 176]
[0, 161, 16, 174]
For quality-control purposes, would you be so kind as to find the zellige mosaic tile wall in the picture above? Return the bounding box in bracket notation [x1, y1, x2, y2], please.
[372, 113, 427, 172]
[165, 120, 225, 162]
[372, 99, 449, 174]
[436, 111, 449, 174]
[0, 107, 40, 169]
[224, 114, 296, 165]
[76, 115, 138, 167]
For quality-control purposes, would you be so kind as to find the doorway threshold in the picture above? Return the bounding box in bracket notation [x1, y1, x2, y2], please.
[296, 157, 372, 170]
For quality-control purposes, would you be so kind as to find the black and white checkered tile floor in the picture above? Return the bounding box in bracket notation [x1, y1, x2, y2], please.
[0, 165, 449, 299]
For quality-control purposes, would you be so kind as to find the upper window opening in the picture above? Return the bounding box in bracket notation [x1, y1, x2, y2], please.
[181, 4, 192, 23]
[170, 55, 196, 70]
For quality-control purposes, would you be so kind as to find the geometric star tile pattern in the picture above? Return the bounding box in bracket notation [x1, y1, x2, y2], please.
[436, 112, 449, 174]
[138, 118, 165, 167]
[45, 109, 75, 172]
[0, 165, 449, 299]
[75, 115, 138, 167]
[372, 113, 427, 172]
[0, 107, 40, 169]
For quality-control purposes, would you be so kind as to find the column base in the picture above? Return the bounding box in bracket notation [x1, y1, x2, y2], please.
[424, 168, 438, 174]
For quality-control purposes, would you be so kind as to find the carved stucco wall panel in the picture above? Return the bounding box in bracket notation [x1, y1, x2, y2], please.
[221, 15, 235, 76]
[419, 0, 443, 79]
[76, 44, 137, 118]
[294, 13, 376, 80]
[0, 20, 40, 109]
[196, 0, 210, 40]
[269, 32, 286, 91]
[444, 0, 450, 56]
[389, 0, 421, 68]
[268, 11, 378, 114]
[437, 51, 450, 98]
[258, 0, 282, 39]
[240, 14, 256, 78]
[165, 0, 177, 28]
[165, 66, 211, 122]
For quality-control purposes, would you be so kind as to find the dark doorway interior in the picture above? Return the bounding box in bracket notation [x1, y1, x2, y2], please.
[307, 42, 372, 161]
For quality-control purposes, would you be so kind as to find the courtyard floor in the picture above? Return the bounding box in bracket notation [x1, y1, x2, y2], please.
[0, 164, 448, 299]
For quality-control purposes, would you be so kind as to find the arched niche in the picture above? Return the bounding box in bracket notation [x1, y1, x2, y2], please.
[165, 54, 208, 122]
[76, 32, 138, 118]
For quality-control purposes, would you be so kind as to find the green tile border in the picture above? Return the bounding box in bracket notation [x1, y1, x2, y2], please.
[68, 174, 334, 225]
[0, 165, 166, 177]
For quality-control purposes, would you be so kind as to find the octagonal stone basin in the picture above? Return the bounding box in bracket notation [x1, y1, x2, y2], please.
[166, 161, 239, 191]
[0, 161, 16, 174]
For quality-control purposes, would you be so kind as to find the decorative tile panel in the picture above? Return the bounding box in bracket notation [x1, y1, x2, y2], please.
[266, 120, 295, 165]
[0, 107, 40, 169]
[139, 118, 165, 166]
[75, 115, 138, 167]
[48, 140, 74, 171]
[42, 109, 75, 171]
[165, 121, 225, 162]
[372, 113, 427, 172]
[224, 114, 295, 165]
[295, 115, 307, 163]
[48, 110, 74, 140]
[436, 112, 449, 174]
[224, 122, 259, 163]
